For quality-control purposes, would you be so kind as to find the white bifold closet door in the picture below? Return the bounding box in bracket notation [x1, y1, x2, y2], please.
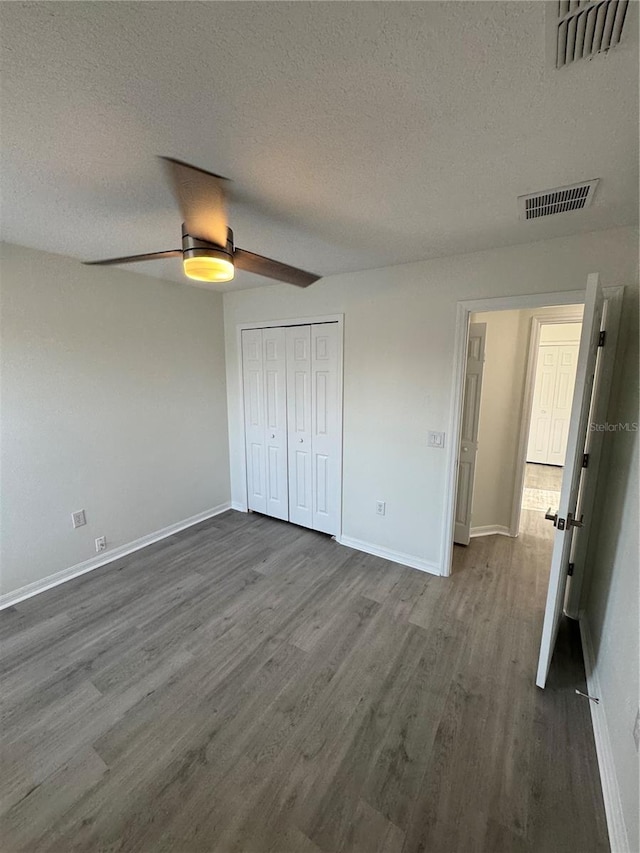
[286, 326, 313, 528]
[242, 327, 288, 521]
[242, 322, 340, 535]
[310, 323, 340, 534]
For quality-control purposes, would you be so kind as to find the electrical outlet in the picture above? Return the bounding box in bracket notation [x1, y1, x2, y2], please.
[428, 431, 445, 448]
[634, 708, 640, 753]
[95, 536, 107, 553]
[71, 510, 86, 529]
[376, 501, 386, 516]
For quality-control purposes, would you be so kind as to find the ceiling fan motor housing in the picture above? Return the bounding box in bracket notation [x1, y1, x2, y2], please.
[181, 224, 234, 262]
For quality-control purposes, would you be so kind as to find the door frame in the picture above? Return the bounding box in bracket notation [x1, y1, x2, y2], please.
[235, 314, 345, 538]
[510, 307, 585, 536]
[442, 285, 623, 578]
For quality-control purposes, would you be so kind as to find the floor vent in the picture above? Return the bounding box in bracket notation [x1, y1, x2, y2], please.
[518, 180, 599, 220]
[554, 0, 629, 67]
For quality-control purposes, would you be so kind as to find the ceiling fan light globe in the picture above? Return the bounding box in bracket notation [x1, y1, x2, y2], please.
[183, 254, 234, 283]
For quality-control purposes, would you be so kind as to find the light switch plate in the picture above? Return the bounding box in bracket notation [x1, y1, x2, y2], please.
[72, 510, 86, 529]
[428, 431, 445, 448]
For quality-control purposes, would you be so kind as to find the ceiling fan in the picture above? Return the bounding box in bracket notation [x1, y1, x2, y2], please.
[84, 157, 321, 288]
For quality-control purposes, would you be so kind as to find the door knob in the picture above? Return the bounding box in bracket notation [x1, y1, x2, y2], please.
[567, 512, 584, 529]
[298, 438, 304, 443]
[544, 508, 558, 525]
[270, 433, 275, 439]
[462, 446, 469, 452]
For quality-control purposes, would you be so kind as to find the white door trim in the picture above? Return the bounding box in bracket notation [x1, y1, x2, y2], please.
[442, 289, 590, 578]
[510, 309, 584, 536]
[235, 314, 344, 539]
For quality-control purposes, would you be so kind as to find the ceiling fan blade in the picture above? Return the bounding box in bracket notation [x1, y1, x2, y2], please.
[234, 248, 320, 288]
[160, 156, 229, 248]
[83, 250, 182, 266]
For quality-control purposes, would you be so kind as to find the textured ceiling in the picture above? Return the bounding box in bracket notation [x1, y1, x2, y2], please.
[0, 1, 638, 292]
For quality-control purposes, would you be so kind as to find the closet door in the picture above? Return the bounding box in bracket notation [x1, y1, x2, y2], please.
[242, 329, 267, 514]
[286, 326, 312, 528]
[311, 323, 340, 535]
[262, 327, 289, 520]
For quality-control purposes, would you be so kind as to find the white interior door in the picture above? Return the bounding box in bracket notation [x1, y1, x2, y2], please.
[527, 341, 579, 466]
[311, 323, 340, 535]
[536, 273, 604, 688]
[286, 325, 312, 528]
[242, 329, 267, 515]
[454, 323, 486, 546]
[262, 327, 289, 521]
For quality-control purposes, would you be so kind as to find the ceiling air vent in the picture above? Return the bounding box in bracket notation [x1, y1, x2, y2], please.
[518, 180, 599, 220]
[554, 1, 629, 67]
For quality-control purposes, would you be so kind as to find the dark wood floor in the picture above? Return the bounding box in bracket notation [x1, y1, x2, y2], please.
[0, 506, 608, 852]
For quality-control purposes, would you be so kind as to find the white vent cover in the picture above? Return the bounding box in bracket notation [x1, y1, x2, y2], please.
[518, 179, 599, 220]
[554, 1, 629, 67]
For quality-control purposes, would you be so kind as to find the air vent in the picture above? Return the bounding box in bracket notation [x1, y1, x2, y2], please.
[518, 180, 599, 220]
[554, 1, 629, 67]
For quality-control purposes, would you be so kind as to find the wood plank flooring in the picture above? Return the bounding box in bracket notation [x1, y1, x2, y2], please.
[0, 507, 608, 852]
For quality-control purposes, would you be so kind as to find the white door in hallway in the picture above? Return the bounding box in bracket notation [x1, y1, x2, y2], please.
[454, 322, 486, 546]
[527, 340, 580, 466]
[286, 325, 313, 529]
[536, 273, 604, 689]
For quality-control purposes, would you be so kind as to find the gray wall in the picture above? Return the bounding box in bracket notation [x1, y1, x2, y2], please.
[583, 280, 639, 852]
[0, 242, 230, 597]
[224, 226, 637, 573]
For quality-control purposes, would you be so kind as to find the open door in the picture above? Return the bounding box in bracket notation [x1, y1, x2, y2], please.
[454, 323, 486, 546]
[536, 274, 604, 688]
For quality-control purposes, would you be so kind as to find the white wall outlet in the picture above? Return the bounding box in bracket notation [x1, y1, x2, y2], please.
[376, 501, 386, 516]
[95, 536, 107, 553]
[71, 510, 86, 529]
[428, 431, 445, 448]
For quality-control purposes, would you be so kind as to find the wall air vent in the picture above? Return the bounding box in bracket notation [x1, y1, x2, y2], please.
[554, 1, 629, 68]
[518, 180, 599, 220]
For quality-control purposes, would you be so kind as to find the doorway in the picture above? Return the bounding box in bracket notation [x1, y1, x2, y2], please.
[452, 305, 583, 547]
[444, 282, 623, 687]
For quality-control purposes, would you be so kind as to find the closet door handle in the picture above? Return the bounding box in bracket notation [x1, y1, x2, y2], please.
[298, 438, 304, 443]
[270, 433, 275, 439]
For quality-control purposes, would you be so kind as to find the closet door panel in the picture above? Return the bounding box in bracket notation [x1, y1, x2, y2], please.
[262, 327, 289, 520]
[311, 323, 340, 535]
[286, 326, 312, 528]
[242, 329, 267, 514]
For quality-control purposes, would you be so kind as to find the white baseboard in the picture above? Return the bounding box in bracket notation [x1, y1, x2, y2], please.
[0, 502, 232, 610]
[579, 613, 630, 853]
[470, 524, 513, 538]
[336, 535, 441, 576]
[231, 501, 247, 512]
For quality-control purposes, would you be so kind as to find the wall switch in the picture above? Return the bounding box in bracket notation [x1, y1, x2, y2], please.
[428, 431, 445, 448]
[72, 510, 86, 529]
[95, 536, 107, 553]
[376, 501, 386, 516]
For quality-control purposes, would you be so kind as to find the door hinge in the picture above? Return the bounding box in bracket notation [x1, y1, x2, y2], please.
[582, 453, 589, 468]
[598, 330, 606, 347]
[568, 562, 574, 577]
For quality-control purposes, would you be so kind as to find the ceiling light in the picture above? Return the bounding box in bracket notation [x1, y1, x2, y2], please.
[183, 252, 234, 283]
